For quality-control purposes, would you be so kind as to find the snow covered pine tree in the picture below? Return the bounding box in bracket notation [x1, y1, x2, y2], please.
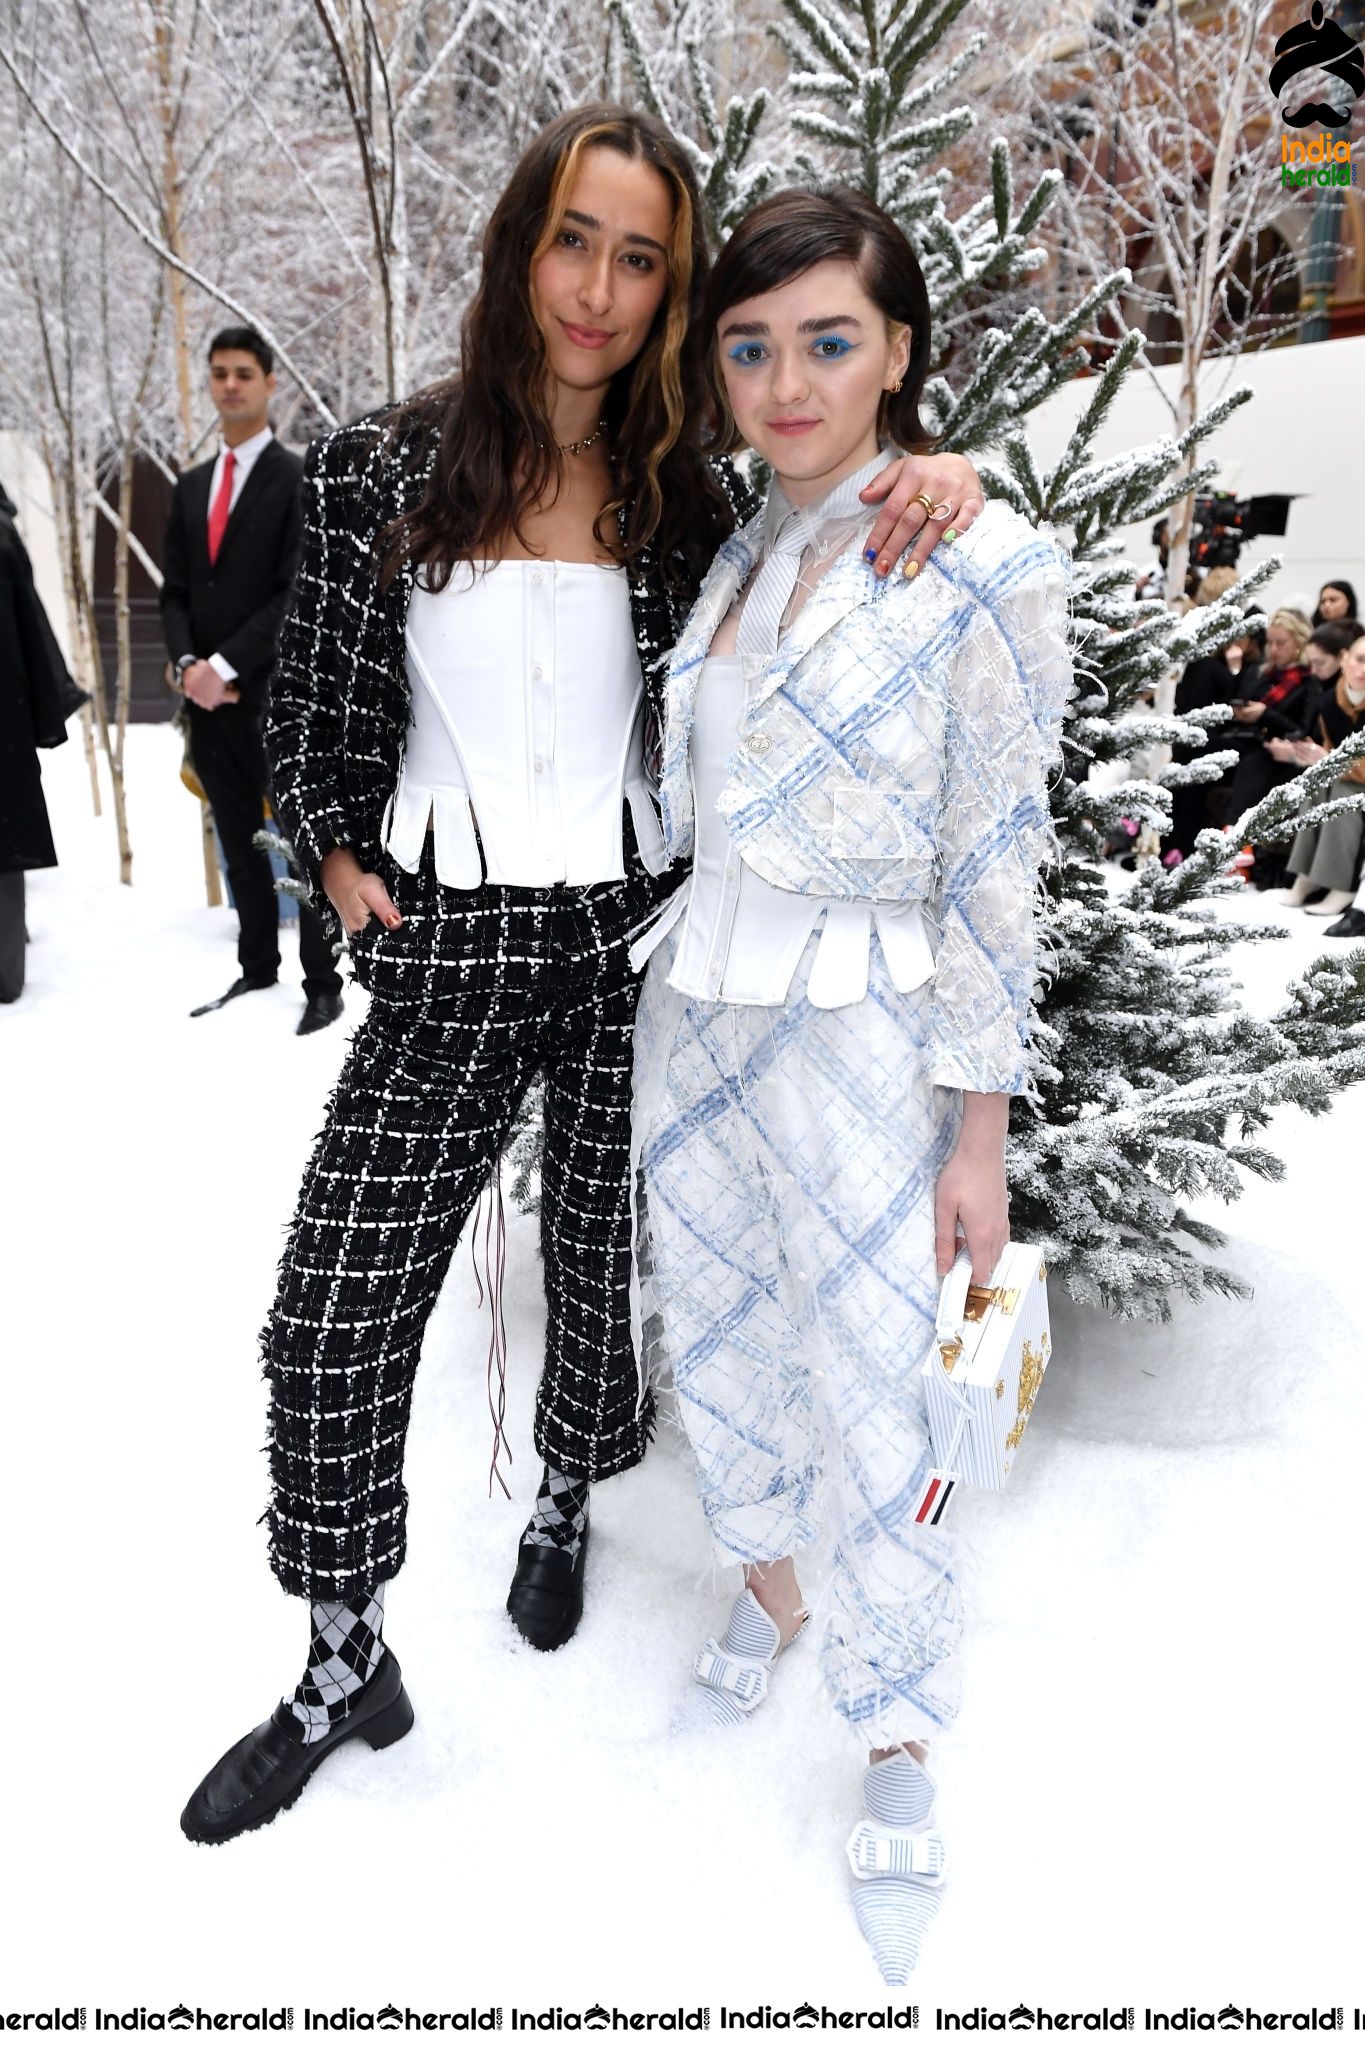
[606, 0, 1365, 1319]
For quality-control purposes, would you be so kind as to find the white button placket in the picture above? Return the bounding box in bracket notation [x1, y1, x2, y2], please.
[528, 564, 562, 880]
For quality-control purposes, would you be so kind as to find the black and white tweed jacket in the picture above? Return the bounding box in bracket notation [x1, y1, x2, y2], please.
[266, 410, 757, 941]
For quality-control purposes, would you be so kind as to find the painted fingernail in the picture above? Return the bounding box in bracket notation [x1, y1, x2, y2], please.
[863, 547, 878, 563]
[903, 559, 920, 580]
[942, 527, 959, 544]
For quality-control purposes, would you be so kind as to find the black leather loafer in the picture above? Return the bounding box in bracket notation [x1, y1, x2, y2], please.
[297, 990, 344, 1036]
[180, 1648, 414, 1845]
[1326, 908, 1365, 939]
[506, 1521, 590, 1652]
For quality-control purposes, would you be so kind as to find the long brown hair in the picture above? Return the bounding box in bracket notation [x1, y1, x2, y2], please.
[378, 105, 732, 592]
[702, 186, 937, 457]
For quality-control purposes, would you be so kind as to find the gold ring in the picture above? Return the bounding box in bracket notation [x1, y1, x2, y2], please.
[911, 492, 937, 517]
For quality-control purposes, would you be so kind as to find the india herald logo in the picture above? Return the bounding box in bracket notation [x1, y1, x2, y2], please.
[1269, 2, 1364, 128]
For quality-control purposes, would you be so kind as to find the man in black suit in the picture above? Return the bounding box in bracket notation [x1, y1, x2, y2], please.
[161, 325, 343, 1034]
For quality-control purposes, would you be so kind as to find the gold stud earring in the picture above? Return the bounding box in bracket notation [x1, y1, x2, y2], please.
[891, 378, 903, 393]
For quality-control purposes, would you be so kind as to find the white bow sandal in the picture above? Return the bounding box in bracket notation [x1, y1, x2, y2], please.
[847, 1751, 947, 1984]
[687, 1586, 808, 1728]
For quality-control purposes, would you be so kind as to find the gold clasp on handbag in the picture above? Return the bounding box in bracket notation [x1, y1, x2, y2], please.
[963, 1284, 1019, 1322]
[938, 1337, 963, 1374]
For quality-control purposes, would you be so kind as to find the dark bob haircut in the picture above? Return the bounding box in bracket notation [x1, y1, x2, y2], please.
[1306, 620, 1361, 661]
[208, 325, 274, 376]
[702, 185, 936, 456]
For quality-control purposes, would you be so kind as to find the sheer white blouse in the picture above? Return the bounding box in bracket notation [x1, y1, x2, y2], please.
[381, 559, 667, 888]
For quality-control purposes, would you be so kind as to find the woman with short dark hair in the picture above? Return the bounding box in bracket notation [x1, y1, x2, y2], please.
[630, 185, 1070, 1979]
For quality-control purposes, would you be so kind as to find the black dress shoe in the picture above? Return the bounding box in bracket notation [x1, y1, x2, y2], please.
[179, 1648, 413, 1845]
[506, 1521, 589, 1652]
[1325, 908, 1365, 939]
[297, 990, 344, 1036]
[190, 974, 277, 1017]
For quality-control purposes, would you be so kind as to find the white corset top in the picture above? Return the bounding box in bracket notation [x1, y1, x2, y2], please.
[631, 656, 936, 1008]
[382, 559, 666, 889]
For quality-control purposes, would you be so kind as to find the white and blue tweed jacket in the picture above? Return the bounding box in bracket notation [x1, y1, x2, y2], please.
[654, 496, 1073, 1093]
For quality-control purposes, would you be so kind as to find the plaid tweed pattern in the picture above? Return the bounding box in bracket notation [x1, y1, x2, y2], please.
[258, 406, 758, 1602]
[265, 411, 758, 949]
[633, 929, 966, 1751]
[262, 839, 666, 1601]
[653, 499, 1071, 1095]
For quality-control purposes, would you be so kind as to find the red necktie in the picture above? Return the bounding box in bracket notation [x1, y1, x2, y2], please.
[207, 449, 236, 566]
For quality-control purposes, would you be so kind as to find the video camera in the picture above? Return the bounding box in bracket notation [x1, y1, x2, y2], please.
[1188, 492, 1294, 570]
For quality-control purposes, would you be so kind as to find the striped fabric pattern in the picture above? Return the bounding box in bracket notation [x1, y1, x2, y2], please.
[691, 1586, 783, 1726]
[850, 1753, 946, 1985]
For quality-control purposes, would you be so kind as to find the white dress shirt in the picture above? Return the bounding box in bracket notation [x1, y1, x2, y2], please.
[206, 425, 274, 683]
[382, 558, 667, 889]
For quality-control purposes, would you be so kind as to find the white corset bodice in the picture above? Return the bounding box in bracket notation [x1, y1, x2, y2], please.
[382, 559, 666, 888]
[632, 656, 936, 1007]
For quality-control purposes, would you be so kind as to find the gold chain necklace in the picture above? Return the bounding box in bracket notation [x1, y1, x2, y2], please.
[556, 419, 607, 458]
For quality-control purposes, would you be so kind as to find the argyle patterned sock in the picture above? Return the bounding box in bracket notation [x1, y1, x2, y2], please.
[521, 1463, 590, 1563]
[287, 1588, 386, 1745]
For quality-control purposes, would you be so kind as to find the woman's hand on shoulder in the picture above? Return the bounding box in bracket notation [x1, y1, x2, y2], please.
[321, 846, 402, 935]
[859, 452, 986, 581]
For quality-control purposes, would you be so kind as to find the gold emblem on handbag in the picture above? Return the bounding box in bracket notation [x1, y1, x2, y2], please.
[913, 1243, 1052, 1526]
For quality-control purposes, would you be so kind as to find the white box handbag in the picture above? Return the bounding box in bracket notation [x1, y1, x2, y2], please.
[913, 1243, 1052, 1527]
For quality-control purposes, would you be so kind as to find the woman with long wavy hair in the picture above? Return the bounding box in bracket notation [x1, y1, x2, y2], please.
[178, 104, 985, 1846]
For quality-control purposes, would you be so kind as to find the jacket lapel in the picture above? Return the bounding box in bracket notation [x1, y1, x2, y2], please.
[751, 546, 883, 705]
[187, 461, 215, 574]
[655, 513, 762, 851]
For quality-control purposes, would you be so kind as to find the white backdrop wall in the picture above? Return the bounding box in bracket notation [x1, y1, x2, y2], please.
[1028, 332, 1365, 619]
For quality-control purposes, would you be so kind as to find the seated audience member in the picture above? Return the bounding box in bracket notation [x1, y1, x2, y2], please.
[1300, 621, 1359, 719]
[1312, 579, 1359, 628]
[1167, 581, 1262, 856]
[1276, 627, 1365, 919]
[1224, 608, 1314, 886]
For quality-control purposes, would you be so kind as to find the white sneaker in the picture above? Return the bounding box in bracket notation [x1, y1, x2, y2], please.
[847, 1753, 946, 1984]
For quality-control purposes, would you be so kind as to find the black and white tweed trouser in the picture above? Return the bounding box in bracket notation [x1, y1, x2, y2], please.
[261, 837, 666, 1602]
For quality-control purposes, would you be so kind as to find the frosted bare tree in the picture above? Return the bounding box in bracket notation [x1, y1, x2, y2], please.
[1008, 0, 1296, 606]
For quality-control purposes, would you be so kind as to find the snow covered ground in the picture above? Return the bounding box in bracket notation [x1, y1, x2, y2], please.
[4, 723, 1362, 2023]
